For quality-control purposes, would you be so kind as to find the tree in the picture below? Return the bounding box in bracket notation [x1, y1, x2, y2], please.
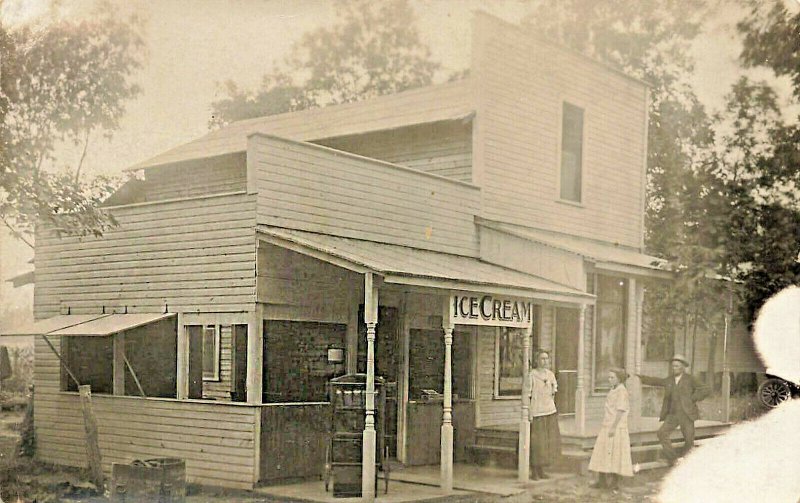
[0, 5, 144, 246]
[738, 0, 800, 103]
[521, 0, 714, 258]
[210, 0, 440, 127]
[734, 2, 800, 320]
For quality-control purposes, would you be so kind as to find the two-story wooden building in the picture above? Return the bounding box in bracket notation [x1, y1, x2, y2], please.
[4, 12, 693, 497]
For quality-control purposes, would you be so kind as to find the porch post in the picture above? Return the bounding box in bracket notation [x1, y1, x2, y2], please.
[627, 279, 642, 435]
[176, 313, 189, 400]
[631, 281, 644, 433]
[721, 298, 732, 422]
[246, 303, 264, 404]
[113, 332, 126, 395]
[518, 319, 532, 482]
[362, 273, 378, 502]
[440, 296, 454, 492]
[575, 304, 587, 436]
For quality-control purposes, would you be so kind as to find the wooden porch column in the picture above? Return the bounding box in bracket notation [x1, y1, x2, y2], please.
[440, 297, 455, 493]
[517, 320, 532, 482]
[629, 280, 644, 434]
[176, 313, 189, 400]
[246, 303, 264, 404]
[362, 273, 378, 502]
[575, 304, 587, 436]
[113, 332, 126, 395]
[397, 293, 411, 464]
[721, 306, 732, 422]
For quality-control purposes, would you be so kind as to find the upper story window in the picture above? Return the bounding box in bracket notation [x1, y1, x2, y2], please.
[560, 102, 584, 203]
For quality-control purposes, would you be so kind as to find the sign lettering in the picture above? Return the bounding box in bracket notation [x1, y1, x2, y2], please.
[450, 294, 533, 328]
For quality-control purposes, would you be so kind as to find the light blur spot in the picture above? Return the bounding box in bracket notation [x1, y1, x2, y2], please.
[753, 286, 800, 385]
[657, 286, 800, 503]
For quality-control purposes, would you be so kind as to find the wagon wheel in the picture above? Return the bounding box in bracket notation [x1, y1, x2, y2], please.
[758, 378, 792, 408]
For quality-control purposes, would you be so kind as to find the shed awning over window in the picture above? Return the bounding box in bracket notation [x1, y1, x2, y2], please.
[0, 313, 174, 337]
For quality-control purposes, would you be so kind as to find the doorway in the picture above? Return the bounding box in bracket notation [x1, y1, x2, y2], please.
[555, 307, 580, 415]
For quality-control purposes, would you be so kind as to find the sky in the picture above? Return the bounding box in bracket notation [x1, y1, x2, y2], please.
[0, 0, 796, 328]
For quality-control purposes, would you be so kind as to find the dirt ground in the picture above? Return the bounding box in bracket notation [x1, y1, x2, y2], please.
[0, 405, 667, 503]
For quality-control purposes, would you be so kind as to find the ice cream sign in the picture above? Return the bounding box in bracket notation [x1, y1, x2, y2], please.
[450, 294, 533, 328]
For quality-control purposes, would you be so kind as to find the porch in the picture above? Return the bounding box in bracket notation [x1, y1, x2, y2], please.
[255, 463, 573, 502]
[469, 416, 731, 472]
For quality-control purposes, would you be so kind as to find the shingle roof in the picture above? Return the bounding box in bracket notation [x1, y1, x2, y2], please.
[130, 80, 474, 170]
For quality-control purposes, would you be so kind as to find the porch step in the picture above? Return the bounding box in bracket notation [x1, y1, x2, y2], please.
[561, 436, 719, 474]
[474, 428, 519, 450]
[465, 444, 516, 469]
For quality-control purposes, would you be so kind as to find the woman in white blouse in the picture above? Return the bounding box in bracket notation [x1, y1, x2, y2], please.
[528, 349, 562, 480]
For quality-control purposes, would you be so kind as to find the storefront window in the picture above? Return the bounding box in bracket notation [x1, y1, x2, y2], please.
[594, 275, 627, 390]
[494, 327, 528, 397]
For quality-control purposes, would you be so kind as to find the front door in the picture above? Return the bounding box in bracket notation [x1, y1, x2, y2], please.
[555, 307, 580, 415]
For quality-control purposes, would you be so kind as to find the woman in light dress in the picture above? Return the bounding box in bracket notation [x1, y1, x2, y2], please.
[589, 367, 633, 490]
[528, 350, 561, 480]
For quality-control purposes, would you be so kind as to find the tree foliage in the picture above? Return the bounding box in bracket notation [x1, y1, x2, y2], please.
[738, 0, 800, 103]
[210, 0, 440, 127]
[0, 7, 144, 246]
[523, 1, 800, 327]
[734, 2, 800, 320]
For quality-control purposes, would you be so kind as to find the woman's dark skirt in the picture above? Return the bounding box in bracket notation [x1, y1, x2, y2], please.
[530, 412, 561, 467]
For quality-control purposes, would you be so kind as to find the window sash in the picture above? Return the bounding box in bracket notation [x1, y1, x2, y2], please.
[202, 325, 220, 381]
[593, 275, 627, 390]
[560, 102, 584, 202]
[494, 327, 527, 398]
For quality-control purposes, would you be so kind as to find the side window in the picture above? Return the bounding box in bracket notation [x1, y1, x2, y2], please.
[560, 102, 584, 203]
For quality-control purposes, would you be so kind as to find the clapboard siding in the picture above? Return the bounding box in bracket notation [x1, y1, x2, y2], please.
[258, 243, 361, 324]
[143, 154, 247, 202]
[473, 13, 647, 248]
[316, 121, 472, 183]
[476, 307, 554, 427]
[249, 135, 480, 257]
[33, 338, 258, 489]
[676, 319, 763, 374]
[34, 193, 257, 317]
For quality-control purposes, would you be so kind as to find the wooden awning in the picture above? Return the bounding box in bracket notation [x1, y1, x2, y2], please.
[1, 313, 174, 337]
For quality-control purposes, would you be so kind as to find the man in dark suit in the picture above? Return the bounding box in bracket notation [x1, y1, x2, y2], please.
[637, 354, 710, 465]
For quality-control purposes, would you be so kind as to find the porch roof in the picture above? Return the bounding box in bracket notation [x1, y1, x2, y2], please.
[478, 220, 671, 277]
[256, 226, 594, 304]
[0, 313, 174, 337]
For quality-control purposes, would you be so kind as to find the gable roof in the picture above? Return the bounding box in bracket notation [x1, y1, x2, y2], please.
[130, 80, 474, 170]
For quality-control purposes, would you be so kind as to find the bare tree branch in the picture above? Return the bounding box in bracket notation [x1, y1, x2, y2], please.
[74, 128, 91, 184]
[1, 215, 34, 249]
